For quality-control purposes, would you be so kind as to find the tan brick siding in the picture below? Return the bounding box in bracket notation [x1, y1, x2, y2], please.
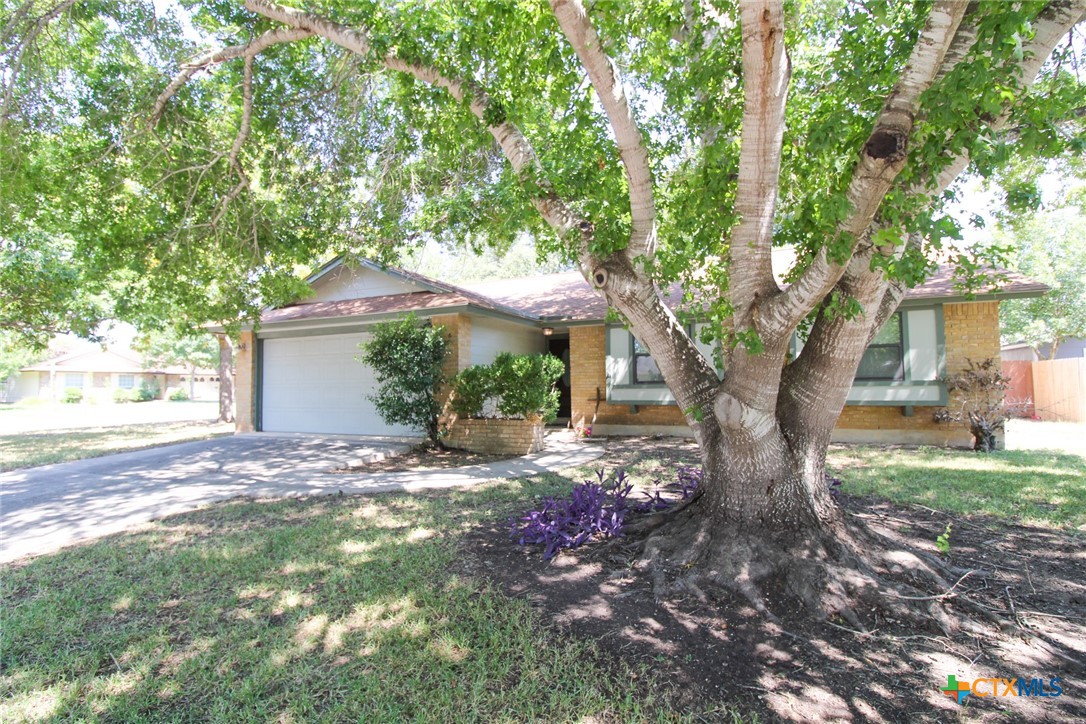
[943, 301, 1001, 374]
[431, 313, 471, 413]
[235, 330, 256, 433]
[569, 325, 685, 431]
[570, 301, 1001, 445]
[836, 405, 947, 430]
[446, 418, 544, 455]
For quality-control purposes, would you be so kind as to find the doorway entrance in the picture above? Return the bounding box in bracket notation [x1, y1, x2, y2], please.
[546, 335, 572, 421]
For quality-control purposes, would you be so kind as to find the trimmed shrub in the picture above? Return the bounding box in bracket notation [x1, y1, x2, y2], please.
[451, 352, 564, 423]
[132, 381, 157, 402]
[448, 365, 493, 418]
[168, 387, 189, 401]
[358, 313, 448, 447]
[490, 352, 564, 421]
[113, 388, 132, 403]
[936, 357, 1010, 452]
[62, 387, 83, 404]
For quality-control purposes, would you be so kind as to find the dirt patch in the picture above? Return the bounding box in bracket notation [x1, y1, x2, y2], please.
[461, 438, 1086, 722]
[330, 444, 515, 473]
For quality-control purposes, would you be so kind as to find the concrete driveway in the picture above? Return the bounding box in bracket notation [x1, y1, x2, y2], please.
[0, 432, 604, 563]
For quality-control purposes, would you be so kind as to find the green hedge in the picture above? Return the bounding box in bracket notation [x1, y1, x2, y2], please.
[451, 352, 563, 423]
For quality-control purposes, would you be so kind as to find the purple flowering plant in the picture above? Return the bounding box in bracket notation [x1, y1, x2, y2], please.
[511, 467, 702, 560]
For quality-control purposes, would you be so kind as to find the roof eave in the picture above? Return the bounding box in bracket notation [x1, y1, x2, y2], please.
[247, 300, 540, 335]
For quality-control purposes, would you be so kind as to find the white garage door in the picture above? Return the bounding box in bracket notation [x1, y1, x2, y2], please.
[260, 333, 416, 436]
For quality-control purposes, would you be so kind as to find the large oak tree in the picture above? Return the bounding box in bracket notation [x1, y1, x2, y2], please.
[4, 0, 1085, 625]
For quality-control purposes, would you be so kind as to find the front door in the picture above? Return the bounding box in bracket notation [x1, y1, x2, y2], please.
[547, 336, 572, 421]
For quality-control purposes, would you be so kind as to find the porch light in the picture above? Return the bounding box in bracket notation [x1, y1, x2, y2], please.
[542, 327, 554, 336]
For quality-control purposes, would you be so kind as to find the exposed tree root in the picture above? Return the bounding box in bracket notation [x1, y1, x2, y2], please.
[625, 496, 1010, 637]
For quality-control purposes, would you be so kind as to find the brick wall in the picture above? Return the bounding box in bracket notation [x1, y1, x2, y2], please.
[431, 313, 471, 413]
[446, 418, 545, 455]
[235, 330, 256, 433]
[570, 301, 1002, 445]
[431, 313, 472, 377]
[943, 301, 1001, 372]
[569, 325, 685, 434]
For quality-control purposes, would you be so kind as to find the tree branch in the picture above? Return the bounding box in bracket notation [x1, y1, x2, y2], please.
[728, 0, 791, 323]
[782, 2, 1085, 442]
[149, 26, 313, 127]
[1, 0, 77, 123]
[870, 0, 1086, 320]
[765, 0, 969, 334]
[925, 0, 1086, 197]
[549, 0, 657, 260]
[212, 54, 255, 229]
[242, 0, 588, 249]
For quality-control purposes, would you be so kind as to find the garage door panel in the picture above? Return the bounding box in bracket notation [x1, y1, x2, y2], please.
[260, 333, 414, 436]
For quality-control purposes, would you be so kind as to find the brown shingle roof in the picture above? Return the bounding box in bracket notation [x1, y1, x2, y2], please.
[460, 272, 610, 321]
[260, 263, 1046, 327]
[24, 349, 145, 373]
[262, 291, 474, 323]
[903, 265, 1047, 300]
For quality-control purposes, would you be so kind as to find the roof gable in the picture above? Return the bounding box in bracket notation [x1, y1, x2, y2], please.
[24, 348, 144, 373]
[309, 261, 428, 303]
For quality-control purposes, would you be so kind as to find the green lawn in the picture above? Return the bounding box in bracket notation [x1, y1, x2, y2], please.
[0, 421, 234, 472]
[827, 446, 1086, 528]
[4, 440, 1080, 721]
[0, 478, 674, 722]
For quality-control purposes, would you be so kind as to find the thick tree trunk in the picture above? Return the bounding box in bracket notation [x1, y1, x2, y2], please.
[216, 334, 235, 424]
[634, 316, 894, 624]
[698, 422, 838, 532]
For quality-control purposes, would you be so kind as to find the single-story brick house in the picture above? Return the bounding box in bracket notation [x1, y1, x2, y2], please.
[233, 258, 1045, 446]
[6, 348, 220, 403]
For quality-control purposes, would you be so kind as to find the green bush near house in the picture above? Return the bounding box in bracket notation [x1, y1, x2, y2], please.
[61, 387, 83, 404]
[451, 352, 564, 422]
[112, 388, 132, 403]
[132, 379, 159, 402]
[168, 387, 189, 401]
[448, 365, 494, 418]
[357, 313, 449, 447]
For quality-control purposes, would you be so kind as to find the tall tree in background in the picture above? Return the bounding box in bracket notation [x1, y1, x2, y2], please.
[999, 207, 1086, 357]
[133, 327, 219, 400]
[0, 329, 48, 390]
[4, 0, 1085, 626]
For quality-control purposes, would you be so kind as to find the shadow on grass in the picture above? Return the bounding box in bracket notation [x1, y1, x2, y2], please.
[1, 483, 667, 722]
[467, 442, 1086, 723]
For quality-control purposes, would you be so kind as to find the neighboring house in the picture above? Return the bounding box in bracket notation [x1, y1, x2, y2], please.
[1001, 339, 1086, 361]
[6, 348, 220, 403]
[232, 259, 1045, 447]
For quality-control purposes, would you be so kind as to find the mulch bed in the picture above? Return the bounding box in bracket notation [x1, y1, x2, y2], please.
[330, 444, 515, 473]
[459, 438, 1086, 722]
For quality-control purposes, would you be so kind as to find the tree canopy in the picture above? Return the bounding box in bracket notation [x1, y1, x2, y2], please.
[999, 205, 1086, 356]
[134, 326, 219, 373]
[4, 0, 1083, 341]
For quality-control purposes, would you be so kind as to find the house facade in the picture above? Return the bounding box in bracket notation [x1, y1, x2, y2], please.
[233, 259, 1045, 447]
[6, 348, 220, 403]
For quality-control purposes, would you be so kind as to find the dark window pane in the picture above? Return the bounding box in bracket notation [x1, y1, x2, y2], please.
[857, 346, 903, 380]
[635, 355, 664, 383]
[871, 315, 901, 345]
